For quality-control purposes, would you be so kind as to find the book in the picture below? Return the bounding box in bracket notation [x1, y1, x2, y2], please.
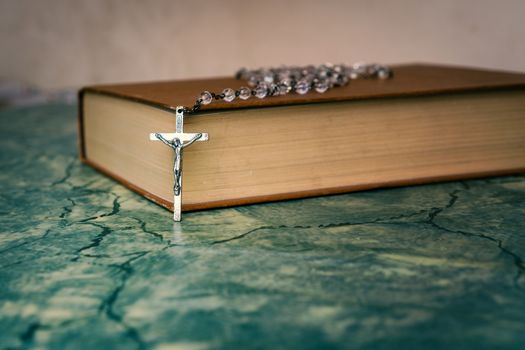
[78, 64, 525, 212]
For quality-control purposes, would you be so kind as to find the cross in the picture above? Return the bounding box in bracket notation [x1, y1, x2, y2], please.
[149, 106, 208, 221]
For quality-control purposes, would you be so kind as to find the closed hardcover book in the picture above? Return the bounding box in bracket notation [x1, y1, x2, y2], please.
[78, 64, 525, 212]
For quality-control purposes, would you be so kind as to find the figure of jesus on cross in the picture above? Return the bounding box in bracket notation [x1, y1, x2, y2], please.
[149, 107, 208, 221]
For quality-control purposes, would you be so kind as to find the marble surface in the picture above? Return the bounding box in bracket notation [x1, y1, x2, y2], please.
[1, 104, 524, 350]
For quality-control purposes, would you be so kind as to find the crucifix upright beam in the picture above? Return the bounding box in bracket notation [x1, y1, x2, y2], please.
[149, 107, 208, 221]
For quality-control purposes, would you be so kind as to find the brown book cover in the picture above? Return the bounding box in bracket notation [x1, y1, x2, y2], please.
[79, 63, 525, 211]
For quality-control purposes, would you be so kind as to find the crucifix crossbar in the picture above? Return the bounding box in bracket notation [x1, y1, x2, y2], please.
[149, 106, 208, 221]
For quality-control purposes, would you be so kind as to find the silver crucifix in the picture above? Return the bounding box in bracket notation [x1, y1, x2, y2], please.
[149, 106, 208, 221]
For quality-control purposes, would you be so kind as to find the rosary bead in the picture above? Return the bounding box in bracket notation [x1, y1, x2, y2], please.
[290, 69, 302, 81]
[277, 69, 291, 81]
[303, 65, 316, 76]
[276, 83, 289, 95]
[238, 87, 251, 100]
[268, 83, 279, 96]
[281, 78, 293, 94]
[314, 80, 329, 93]
[254, 84, 268, 99]
[236, 68, 248, 80]
[333, 64, 344, 74]
[352, 62, 367, 77]
[318, 67, 329, 79]
[337, 74, 349, 86]
[222, 88, 236, 102]
[263, 71, 274, 84]
[199, 91, 213, 105]
[190, 63, 391, 113]
[366, 65, 380, 77]
[329, 73, 340, 85]
[248, 76, 259, 87]
[377, 66, 391, 79]
[295, 79, 310, 94]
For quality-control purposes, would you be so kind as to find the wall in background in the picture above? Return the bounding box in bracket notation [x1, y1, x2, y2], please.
[1, 0, 524, 89]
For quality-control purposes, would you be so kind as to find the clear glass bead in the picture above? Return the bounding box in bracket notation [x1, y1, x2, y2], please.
[366, 64, 380, 77]
[315, 80, 329, 93]
[263, 73, 274, 84]
[295, 79, 310, 94]
[278, 69, 291, 81]
[236, 68, 248, 80]
[222, 88, 235, 102]
[318, 67, 329, 78]
[329, 74, 339, 85]
[333, 64, 344, 74]
[199, 91, 213, 105]
[303, 65, 316, 76]
[336, 74, 349, 86]
[290, 69, 302, 81]
[277, 83, 290, 95]
[268, 83, 279, 96]
[281, 78, 292, 92]
[303, 74, 315, 84]
[352, 63, 367, 77]
[377, 66, 391, 79]
[254, 84, 268, 99]
[238, 87, 251, 100]
[248, 76, 259, 87]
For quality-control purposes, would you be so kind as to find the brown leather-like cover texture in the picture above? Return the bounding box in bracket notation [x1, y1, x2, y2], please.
[78, 63, 525, 211]
[81, 63, 525, 113]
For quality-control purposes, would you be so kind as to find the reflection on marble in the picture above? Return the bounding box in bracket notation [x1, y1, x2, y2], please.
[0, 104, 524, 350]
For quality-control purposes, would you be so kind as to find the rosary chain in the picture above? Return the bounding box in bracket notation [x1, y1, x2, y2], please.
[179, 63, 392, 114]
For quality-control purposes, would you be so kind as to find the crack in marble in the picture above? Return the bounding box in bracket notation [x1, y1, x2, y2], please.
[100, 252, 149, 350]
[59, 198, 76, 220]
[15, 320, 75, 349]
[210, 209, 431, 245]
[211, 225, 278, 244]
[0, 228, 52, 257]
[69, 194, 124, 261]
[430, 221, 525, 291]
[422, 188, 525, 291]
[51, 158, 76, 187]
[19, 321, 41, 345]
[434, 223, 524, 290]
[318, 209, 429, 229]
[207, 186, 524, 294]
[71, 223, 112, 262]
[70, 186, 115, 196]
[71, 178, 99, 190]
[130, 216, 164, 241]
[77, 194, 121, 224]
[424, 189, 460, 224]
[82, 253, 113, 258]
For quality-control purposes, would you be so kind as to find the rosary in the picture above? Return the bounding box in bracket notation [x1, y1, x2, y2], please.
[150, 63, 392, 221]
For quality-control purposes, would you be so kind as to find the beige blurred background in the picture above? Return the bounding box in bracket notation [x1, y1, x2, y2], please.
[1, 0, 525, 90]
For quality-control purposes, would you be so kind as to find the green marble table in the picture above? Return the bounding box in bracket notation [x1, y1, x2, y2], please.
[1, 104, 524, 350]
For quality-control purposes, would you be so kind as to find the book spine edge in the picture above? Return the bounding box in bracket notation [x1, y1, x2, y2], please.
[77, 88, 87, 161]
